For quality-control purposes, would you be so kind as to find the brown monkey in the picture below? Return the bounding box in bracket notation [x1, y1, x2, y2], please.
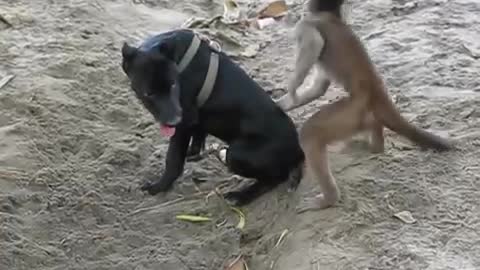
[276, 0, 454, 211]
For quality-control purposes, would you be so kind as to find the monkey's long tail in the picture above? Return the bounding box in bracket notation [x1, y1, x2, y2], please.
[372, 92, 453, 151]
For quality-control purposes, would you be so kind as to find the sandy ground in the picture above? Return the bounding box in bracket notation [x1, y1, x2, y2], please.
[1, 0, 479, 269]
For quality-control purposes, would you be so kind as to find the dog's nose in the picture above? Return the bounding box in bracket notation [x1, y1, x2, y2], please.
[165, 115, 182, 126]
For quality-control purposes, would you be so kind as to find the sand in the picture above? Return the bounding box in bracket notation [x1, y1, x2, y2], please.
[0, 0, 479, 269]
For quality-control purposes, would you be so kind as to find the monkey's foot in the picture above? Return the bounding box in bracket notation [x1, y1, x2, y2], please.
[368, 134, 385, 153]
[296, 194, 336, 213]
[369, 142, 385, 154]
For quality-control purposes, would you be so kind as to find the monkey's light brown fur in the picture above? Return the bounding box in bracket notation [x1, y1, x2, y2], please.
[288, 0, 453, 211]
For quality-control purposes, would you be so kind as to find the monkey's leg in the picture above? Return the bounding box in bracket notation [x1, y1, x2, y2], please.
[361, 112, 385, 153]
[369, 119, 384, 153]
[297, 97, 368, 212]
[297, 142, 339, 213]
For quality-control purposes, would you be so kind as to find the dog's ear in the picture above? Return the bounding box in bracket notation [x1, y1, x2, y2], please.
[121, 42, 138, 74]
[158, 40, 174, 59]
[157, 40, 175, 60]
[122, 42, 137, 62]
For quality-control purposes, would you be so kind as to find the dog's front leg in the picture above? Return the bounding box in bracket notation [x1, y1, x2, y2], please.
[141, 127, 192, 195]
[186, 127, 207, 162]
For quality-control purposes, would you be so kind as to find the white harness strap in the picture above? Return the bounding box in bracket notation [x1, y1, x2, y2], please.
[176, 33, 219, 107]
[197, 52, 219, 107]
[177, 34, 201, 73]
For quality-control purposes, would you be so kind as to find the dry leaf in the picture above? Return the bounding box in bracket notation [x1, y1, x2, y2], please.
[394, 211, 417, 224]
[176, 214, 212, 223]
[274, 229, 289, 248]
[257, 0, 288, 19]
[241, 44, 260, 58]
[256, 17, 276, 29]
[216, 219, 228, 228]
[224, 0, 239, 10]
[226, 255, 248, 270]
[230, 207, 246, 229]
[223, 0, 243, 23]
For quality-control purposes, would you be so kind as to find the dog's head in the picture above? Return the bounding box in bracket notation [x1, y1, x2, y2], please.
[121, 42, 183, 130]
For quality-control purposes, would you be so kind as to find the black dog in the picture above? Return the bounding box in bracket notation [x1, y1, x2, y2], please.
[121, 29, 304, 205]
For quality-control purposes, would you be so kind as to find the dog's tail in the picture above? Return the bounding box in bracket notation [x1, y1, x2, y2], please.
[287, 157, 305, 192]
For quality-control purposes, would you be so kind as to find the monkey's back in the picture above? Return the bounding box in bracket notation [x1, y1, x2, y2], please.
[306, 13, 384, 92]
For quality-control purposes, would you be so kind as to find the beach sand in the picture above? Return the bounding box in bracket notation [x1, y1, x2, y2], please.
[0, 0, 479, 269]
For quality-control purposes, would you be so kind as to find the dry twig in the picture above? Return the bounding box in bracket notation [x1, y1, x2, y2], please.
[0, 14, 13, 28]
[0, 75, 15, 90]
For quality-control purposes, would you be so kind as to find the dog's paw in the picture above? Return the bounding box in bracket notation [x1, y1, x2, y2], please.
[223, 191, 248, 206]
[186, 145, 203, 161]
[224, 190, 257, 206]
[287, 178, 300, 193]
[186, 153, 204, 162]
[140, 180, 170, 195]
[287, 165, 303, 192]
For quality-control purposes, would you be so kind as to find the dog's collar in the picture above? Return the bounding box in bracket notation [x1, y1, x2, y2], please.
[177, 33, 219, 107]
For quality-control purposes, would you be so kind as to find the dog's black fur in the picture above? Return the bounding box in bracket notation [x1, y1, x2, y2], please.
[121, 29, 304, 205]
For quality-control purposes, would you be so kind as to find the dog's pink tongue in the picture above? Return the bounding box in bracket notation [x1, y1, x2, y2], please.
[160, 125, 176, 138]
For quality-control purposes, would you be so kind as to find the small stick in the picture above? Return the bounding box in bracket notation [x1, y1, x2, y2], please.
[461, 43, 480, 59]
[0, 14, 13, 28]
[0, 75, 15, 90]
[213, 187, 233, 213]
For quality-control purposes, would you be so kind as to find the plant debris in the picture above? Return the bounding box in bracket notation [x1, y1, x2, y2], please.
[394, 211, 417, 224]
[0, 14, 13, 28]
[230, 207, 246, 230]
[461, 43, 480, 59]
[274, 229, 289, 248]
[257, 0, 288, 19]
[223, 0, 245, 24]
[176, 214, 212, 223]
[0, 75, 15, 90]
[225, 255, 249, 270]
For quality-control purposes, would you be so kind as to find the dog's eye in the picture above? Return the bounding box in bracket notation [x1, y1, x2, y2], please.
[144, 91, 155, 98]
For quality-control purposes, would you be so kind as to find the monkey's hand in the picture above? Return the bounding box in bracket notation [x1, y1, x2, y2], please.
[275, 91, 299, 112]
[289, 91, 299, 103]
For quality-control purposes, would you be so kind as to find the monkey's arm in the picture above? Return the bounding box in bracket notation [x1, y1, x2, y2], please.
[286, 23, 325, 97]
[276, 64, 330, 111]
